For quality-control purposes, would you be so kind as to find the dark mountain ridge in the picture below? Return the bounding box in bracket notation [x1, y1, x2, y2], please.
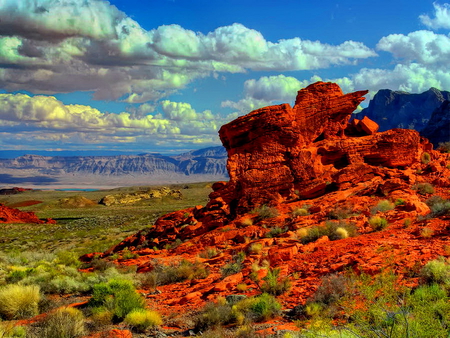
[358, 87, 450, 132]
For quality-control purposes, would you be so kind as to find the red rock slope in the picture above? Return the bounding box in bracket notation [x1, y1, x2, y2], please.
[86, 82, 450, 329]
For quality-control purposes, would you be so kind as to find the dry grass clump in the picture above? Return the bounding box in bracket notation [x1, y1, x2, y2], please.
[124, 309, 162, 332]
[368, 216, 388, 231]
[248, 242, 263, 254]
[420, 227, 434, 238]
[0, 284, 40, 319]
[41, 307, 85, 338]
[239, 217, 254, 227]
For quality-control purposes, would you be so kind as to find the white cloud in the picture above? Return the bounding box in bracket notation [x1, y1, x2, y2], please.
[377, 30, 450, 65]
[222, 75, 319, 114]
[420, 2, 450, 30]
[0, 93, 235, 149]
[0, 0, 376, 102]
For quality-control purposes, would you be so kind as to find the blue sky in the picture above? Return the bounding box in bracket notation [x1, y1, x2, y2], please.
[0, 0, 448, 156]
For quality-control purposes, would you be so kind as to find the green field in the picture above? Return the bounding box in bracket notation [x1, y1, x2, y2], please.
[0, 183, 213, 255]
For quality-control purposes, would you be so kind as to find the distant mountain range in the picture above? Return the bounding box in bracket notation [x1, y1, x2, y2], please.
[0, 146, 228, 188]
[358, 87, 450, 146]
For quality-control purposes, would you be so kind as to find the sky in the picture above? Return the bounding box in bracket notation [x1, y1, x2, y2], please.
[0, 0, 449, 156]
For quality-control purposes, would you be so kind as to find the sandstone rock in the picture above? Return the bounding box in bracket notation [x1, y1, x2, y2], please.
[0, 204, 55, 224]
[99, 187, 182, 206]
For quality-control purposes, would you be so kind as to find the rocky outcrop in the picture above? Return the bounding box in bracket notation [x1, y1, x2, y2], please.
[99, 187, 182, 206]
[210, 82, 430, 214]
[101, 81, 445, 254]
[359, 87, 450, 132]
[420, 100, 450, 147]
[0, 204, 55, 224]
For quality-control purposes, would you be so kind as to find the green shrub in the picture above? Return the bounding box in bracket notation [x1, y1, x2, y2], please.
[0, 284, 40, 319]
[249, 293, 281, 321]
[88, 279, 145, 321]
[368, 216, 388, 231]
[251, 205, 279, 220]
[371, 199, 394, 214]
[124, 309, 162, 332]
[41, 307, 85, 338]
[195, 300, 234, 330]
[195, 293, 281, 330]
[300, 221, 356, 244]
[421, 152, 431, 164]
[248, 243, 263, 254]
[258, 268, 291, 296]
[265, 226, 286, 238]
[414, 183, 435, 195]
[292, 207, 309, 217]
[221, 252, 245, 277]
[199, 247, 219, 259]
[420, 257, 450, 285]
[426, 196, 450, 218]
[0, 323, 26, 338]
[143, 260, 209, 287]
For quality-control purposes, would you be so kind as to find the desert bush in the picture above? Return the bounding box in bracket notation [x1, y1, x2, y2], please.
[195, 299, 234, 330]
[327, 205, 353, 220]
[414, 182, 435, 195]
[420, 257, 450, 285]
[90, 307, 113, 327]
[239, 217, 254, 227]
[420, 227, 434, 238]
[300, 221, 356, 244]
[88, 279, 145, 321]
[251, 205, 279, 220]
[265, 226, 286, 238]
[236, 283, 248, 292]
[258, 267, 291, 296]
[196, 293, 281, 330]
[421, 152, 431, 164]
[221, 252, 245, 277]
[438, 141, 450, 153]
[371, 199, 394, 214]
[124, 309, 162, 332]
[248, 293, 281, 321]
[292, 207, 309, 217]
[199, 247, 219, 259]
[0, 284, 40, 319]
[368, 216, 388, 231]
[0, 323, 26, 338]
[426, 195, 450, 218]
[395, 198, 405, 206]
[248, 242, 263, 254]
[144, 260, 209, 287]
[311, 274, 347, 306]
[41, 307, 85, 338]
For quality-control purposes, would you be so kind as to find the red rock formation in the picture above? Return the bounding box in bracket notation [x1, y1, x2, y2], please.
[0, 204, 55, 224]
[88, 82, 449, 334]
[208, 82, 430, 214]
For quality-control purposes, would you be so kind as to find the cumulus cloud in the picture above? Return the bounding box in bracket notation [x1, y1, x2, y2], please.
[377, 30, 450, 64]
[222, 75, 319, 114]
[420, 2, 450, 30]
[0, 93, 234, 150]
[0, 0, 376, 102]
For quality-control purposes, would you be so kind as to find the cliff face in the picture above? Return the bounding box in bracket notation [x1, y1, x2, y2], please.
[420, 100, 450, 147]
[359, 88, 450, 132]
